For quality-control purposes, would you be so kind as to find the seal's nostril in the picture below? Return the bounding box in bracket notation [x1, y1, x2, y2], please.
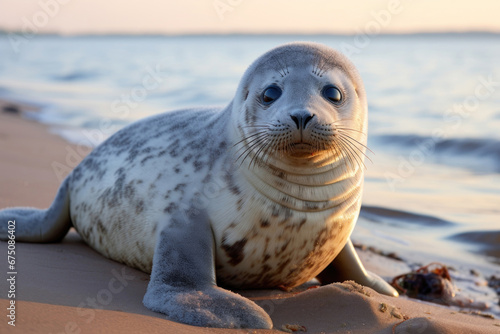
[290, 115, 300, 129]
[304, 114, 315, 128]
[290, 113, 314, 130]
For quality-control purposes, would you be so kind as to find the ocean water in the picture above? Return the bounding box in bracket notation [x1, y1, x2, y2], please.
[0, 33, 499, 309]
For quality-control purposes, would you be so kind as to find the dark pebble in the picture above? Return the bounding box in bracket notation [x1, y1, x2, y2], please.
[3, 104, 20, 114]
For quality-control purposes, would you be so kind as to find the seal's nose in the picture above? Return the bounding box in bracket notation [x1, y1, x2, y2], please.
[290, 111, 315, 130]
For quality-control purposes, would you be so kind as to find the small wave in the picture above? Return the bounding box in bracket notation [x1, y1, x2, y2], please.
[53, 72, 97, 82]
[451, 230, 500, 246]
[375, 134, 500, 173]
[449, 230, 500, 263]
[360, 205, 454, 227]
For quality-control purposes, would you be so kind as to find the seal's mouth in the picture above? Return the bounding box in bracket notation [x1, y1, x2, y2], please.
[288, 142, 321, 157]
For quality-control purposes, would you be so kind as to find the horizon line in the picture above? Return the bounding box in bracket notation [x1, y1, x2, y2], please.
[2, 29, 500, 38]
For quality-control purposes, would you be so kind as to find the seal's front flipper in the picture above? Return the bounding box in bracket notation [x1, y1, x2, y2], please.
[143, 210, 272, 329]
[316, 239, 399, 297]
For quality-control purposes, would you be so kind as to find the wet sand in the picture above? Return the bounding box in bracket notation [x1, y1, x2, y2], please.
[0, 103, 499, 333]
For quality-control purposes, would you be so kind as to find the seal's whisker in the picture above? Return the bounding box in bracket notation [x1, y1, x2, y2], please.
[336, 135, 360, 170]
[312, 54, 323, 77]
[288, 141, 295, 153]
[269, 134, 283, 156]
[324, 142, 334, 156]
[278, 134, 290, 158]
[329, 119, 362, 129]
[336, 131, 374, 156]
[335, 138, 357, 174]
[283, 58, 290, 75]
[338, 137, 373, 165]
[233, 131, 268, 148]
[334, 127, 368, 136]
[236, 135, 269, 166]
[235, 147, 254, 166]
[249, 136, 272, 164]
[261, 138, 277, 166]
[254, 139, 270, 167]
[238, 145, 262, 167]
[336, 133, 373, 161]
[250, 138, 271, 169]
[234, 134, 268, 158]
[239, 134, 267, 156]
[271, 55, 287, 77]
[331, 137, 351, 170]
[235, 129, 268, 140]
[338, 135, 364, 166]
[314, 140, 323, 154]
[321, 142, 337, 162]
[329, 139, 353, 174]
[318, 53, 334, 77]
[337, 136, 366, 171]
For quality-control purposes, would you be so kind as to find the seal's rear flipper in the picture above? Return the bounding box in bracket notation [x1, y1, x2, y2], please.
[316, 239, 399, 297]
[143, 210, 273, 329]
[0, 177, 71, 243]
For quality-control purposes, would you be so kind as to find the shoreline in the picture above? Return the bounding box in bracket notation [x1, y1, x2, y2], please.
[0, 100, 499, 333]
[0, 100, 84, 209]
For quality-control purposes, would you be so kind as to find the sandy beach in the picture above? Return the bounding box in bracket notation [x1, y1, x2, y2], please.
[0, 103, 499, 333]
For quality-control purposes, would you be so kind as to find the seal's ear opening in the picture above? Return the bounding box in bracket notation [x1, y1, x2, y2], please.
[244, 90, 249, 101]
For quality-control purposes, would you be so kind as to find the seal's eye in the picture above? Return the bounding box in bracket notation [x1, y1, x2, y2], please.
[322, 85, 342, 103]
[262, 85, 282, 105]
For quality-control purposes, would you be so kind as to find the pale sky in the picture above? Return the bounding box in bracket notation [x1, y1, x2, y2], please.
[1, 0, 499, 35]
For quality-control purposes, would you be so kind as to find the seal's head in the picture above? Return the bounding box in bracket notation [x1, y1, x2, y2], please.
[232, 42, 368, 171]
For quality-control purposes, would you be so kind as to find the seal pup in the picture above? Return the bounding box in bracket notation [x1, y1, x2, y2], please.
[0, 42, 398, 329]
